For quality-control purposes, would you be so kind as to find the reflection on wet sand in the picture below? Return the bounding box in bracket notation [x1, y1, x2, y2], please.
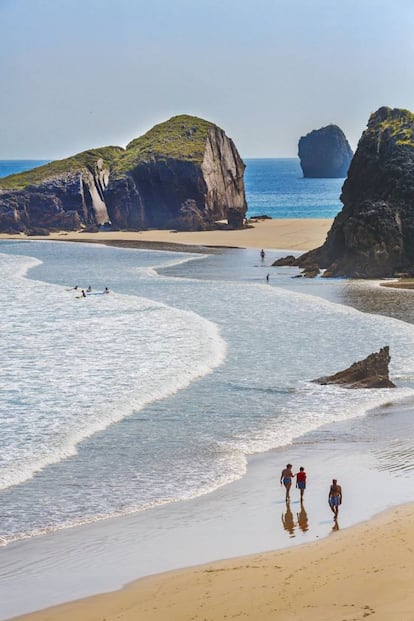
[282, 501, 309, 537]
[281, 501, 295, 536]
[297, 503, 309, 532]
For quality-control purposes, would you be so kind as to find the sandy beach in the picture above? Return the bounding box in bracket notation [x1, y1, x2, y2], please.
[11, 503, 414, 621]
[2, 216, 414, 621]
[0, 218, 333, 253]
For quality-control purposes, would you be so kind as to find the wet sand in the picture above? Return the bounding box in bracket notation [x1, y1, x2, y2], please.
[12, 504, 413, 621]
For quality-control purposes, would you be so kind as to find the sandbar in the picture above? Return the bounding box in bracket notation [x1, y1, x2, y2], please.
[0, 218, 333, 252]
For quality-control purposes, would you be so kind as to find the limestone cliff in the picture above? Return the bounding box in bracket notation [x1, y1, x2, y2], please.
[0, 115, 247, 233]
[284, 107, 414, 278]
[298, 124, 353, 178]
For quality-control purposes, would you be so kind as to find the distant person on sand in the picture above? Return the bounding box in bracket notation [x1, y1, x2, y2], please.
[260, 249, 265, 260]
[295, 466, 307, 501]
[280, 464, 294, 501]
[328, 478, 342, 520]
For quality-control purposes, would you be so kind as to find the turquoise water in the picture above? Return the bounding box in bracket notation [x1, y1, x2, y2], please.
[244, 158, 344, 218]
[0, 160, 49, 177]
[1, 240, 414, 546]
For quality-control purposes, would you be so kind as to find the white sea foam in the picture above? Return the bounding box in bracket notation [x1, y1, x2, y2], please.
[3, 242, 414, 545]
[0, 251, 226, 491]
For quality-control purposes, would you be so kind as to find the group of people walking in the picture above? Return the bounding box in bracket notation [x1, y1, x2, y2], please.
[280, 464, 343, 520]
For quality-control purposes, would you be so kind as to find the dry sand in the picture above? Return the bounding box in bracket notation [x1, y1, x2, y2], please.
[12, 504, 414, 621]
[0, 218, 333, 252]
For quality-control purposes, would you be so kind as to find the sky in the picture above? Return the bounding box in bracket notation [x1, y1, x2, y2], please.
[1, 0, 414, 159]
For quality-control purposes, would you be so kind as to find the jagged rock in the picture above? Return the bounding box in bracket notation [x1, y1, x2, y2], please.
[294, 107, 414, 278]
[0, 115, 247, 233]
[272, 255, 297, 266]
[298, 125, 353, 178]
[312, 346, 395, 389]
[302, 264, 320, 278]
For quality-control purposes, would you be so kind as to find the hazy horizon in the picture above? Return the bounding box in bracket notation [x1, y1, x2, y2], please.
[1, 0, 413, 160]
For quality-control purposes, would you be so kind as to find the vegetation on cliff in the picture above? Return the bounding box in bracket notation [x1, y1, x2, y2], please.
[114, 115, 215, 174]
[0, 146, 123, 190]
[366, 107, 414, 147]
[0, 115, 216, 190]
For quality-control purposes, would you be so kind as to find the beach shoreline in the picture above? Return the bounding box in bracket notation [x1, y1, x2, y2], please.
[8, 502, 414, 621]
[2, 218, 414, 620]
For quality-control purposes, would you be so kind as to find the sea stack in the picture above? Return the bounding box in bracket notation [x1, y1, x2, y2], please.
[291, 107, 414, 278]
[0, 115, 247, 233]
[298, 124, 353, 178]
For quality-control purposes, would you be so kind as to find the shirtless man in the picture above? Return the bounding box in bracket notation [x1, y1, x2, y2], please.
[328, 478, 342, 520]
[280, 464, 294, 501]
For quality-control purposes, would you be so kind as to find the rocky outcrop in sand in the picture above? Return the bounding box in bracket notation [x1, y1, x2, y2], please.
[0, 116, 247, 233]
[312, 346, 395, 389]
[298, 124, 353, 178]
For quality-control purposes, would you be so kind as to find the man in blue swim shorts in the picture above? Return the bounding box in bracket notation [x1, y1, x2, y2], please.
[280, 463, 294, 501]
[295, 466, 307, 501]
[328, 478, 342, 520]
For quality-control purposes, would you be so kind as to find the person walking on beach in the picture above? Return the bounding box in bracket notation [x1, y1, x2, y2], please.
[328, 478, 342, 520]
[295, 466, 307, 501]
[260, 249, 265, 260]
[280, 464, 294, 501]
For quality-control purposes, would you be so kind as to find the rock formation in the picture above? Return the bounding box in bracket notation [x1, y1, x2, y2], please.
[312, 346, 395, 389]
[298, 124, 353, 178]
[0, 115, 247, 233]
[277, 107, 414, 278]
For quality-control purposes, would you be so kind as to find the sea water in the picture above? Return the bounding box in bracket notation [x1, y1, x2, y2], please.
[244, 158, 344, 218]
[1, 240, 414, 546]
[0, 160, 49, 178]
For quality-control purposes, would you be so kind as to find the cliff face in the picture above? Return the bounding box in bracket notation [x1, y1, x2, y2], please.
[298, 124, 353, 178]
[295, 107, 414, 278]
[0, 115, 247, 233]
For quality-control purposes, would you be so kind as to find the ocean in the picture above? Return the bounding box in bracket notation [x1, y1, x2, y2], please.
[1, 159, 414, 617]
[0, 160, 49, 178]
